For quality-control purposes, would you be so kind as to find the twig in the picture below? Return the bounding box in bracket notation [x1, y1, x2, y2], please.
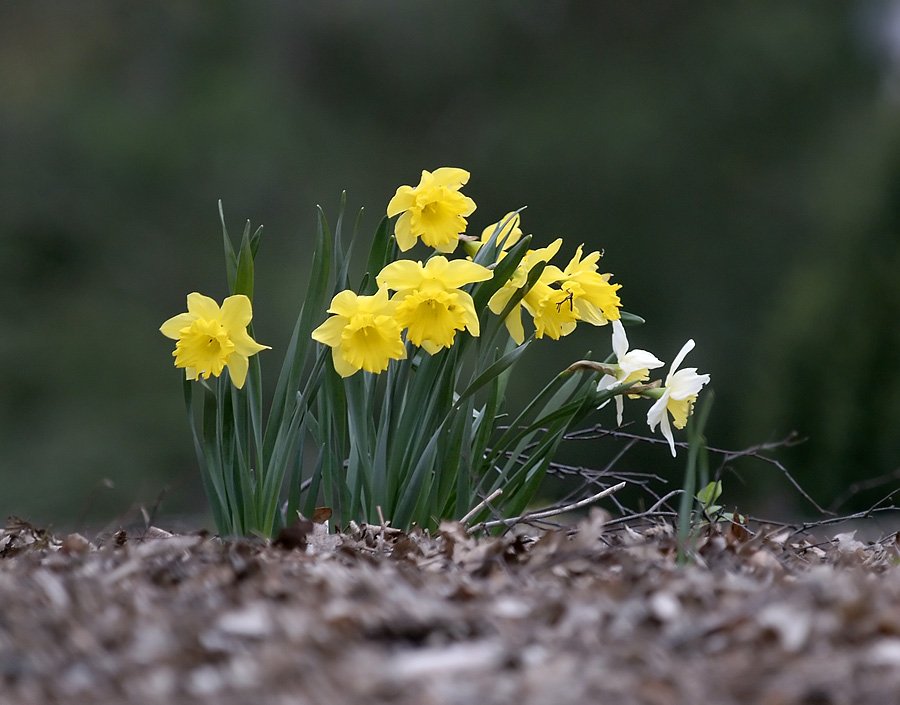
[460, 488, 503, 525]
[467, 482, 626, 534]
[603, 490, 682, 527]
[827, 466, 900, 513]
[566, 426, 829, 514]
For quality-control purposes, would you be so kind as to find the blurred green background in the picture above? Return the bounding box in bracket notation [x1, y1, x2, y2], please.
[3, 1, 900, 529]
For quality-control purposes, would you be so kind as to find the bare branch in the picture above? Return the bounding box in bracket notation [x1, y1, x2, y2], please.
[468, 482, 626, 534]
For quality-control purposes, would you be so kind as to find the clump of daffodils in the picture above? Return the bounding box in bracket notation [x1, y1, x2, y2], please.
[161, 167, 711, 539]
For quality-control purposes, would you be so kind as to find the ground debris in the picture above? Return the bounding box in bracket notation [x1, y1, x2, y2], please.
[1, 517, 899, 704]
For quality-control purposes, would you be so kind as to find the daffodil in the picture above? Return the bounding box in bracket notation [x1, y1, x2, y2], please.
[646, 339, 711, 456]
[523, 280, 581, 340]
[160, 293, 270, 389]
[557, 245, 622, 326]
[311, 288, 406, 377]
[377, 255, 492, 354]
[597, 320, 664, 425]
[488, 238, 563, 344]
[386, 168, 476, 253]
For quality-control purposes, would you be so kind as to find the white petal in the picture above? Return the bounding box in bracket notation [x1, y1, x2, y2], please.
[668, 369, 711, 399]
[611, 320, 629, 360]
[619, 349, 664, 376]
[666, 339, 696, 382]
[597, 373, 618, 391]
[660, 411, 676, 456]
[646, 392, 669, 432]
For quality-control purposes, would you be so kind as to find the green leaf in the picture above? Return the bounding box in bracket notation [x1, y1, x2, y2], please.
[697, 480, 722, 508]
[456, 340, 531, 407]
[361, 216, 394, 295]
[262, 208, 332, 465]
[471, 235, 532, 311]
[233, 220, 256, 299]
[219, 200, 238, 294]
[618, 311, 645, 326]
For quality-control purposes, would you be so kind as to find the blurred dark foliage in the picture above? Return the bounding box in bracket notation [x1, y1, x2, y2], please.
[1, 1, 899, 527]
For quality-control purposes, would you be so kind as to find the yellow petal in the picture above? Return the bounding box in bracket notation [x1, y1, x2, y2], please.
[311, 315, 349, 347]
[327, 290, 363, 317]
[186, 292, 221, 320]
[219, 294, 253, 331]
[231, 328, 270, 357]
[377, 259, 425, 291]
[160, 312, 196, 339]
[394, 212, 417, 251]
[331, 346, 359, 378]
[456, 292, 480, 336]
[419, 340, 443, 355]
[387, 185, 416, 217]
[504, 304, 525, 345]
[227, 353, 249, 389]
[436, 259, 492, 288]
[430, 167, 470, 189]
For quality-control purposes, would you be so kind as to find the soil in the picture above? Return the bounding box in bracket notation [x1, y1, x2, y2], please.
[1, 514, 899, 705]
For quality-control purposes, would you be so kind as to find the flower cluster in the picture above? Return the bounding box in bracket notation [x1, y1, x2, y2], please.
[488, 239, 623, 345]
[597, 320, 711, 456]
[311, 168, 625, 378]
[311, 256, 492, 376]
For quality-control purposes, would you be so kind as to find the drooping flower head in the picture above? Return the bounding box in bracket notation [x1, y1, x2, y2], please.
[646, 339, 711, 456]
[311, 288, 406, 377]
[387, 168, 476, 253]
[597, 320, 664, 425]
[522, 279, 581, 340]
[488, 238, 563, 345]
[160, 293, 270, 389]
[556, 245, 622, 326]
[377, 255, 492, 354]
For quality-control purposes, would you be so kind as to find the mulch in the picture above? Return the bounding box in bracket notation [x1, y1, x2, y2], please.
[1, 514, 899, 705]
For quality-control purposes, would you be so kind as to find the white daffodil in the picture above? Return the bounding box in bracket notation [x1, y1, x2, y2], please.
[646, 339, 710, 456]
[597, 320, 664, 425]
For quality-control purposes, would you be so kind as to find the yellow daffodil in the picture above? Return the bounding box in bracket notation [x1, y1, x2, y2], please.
[311, 288, 406, 377]
[646, 340, 711, 456]
[557, 245, 622, 326]
[488, 239, 563, 345]
[160, 293, 270, 389]
[597, 320, 664, 425]
[523, 280, 581, 340]
[377, 255, 492, 354]
[386, 168, 476, 253]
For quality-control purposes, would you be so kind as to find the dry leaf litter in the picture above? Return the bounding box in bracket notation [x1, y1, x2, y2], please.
[1, 513, 900, 705]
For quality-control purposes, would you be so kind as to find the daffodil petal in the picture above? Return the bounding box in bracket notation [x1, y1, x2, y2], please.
[311, 315, 348, 347]
[394, 212, 417, 251]
[227, 353, 249, 389]
[420, 339, 443, 355]
[667, 339, 696, 380]
[377, 259, 425, 291]
[431, 167, 470, 189]
[437, 260, 493, 288]
[331, 346, 359, 378]
[219, 294, 254, 331]
[387, 185, 416, 217]
[160, 312, 197, 339]
[186, 292, 221, 320]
